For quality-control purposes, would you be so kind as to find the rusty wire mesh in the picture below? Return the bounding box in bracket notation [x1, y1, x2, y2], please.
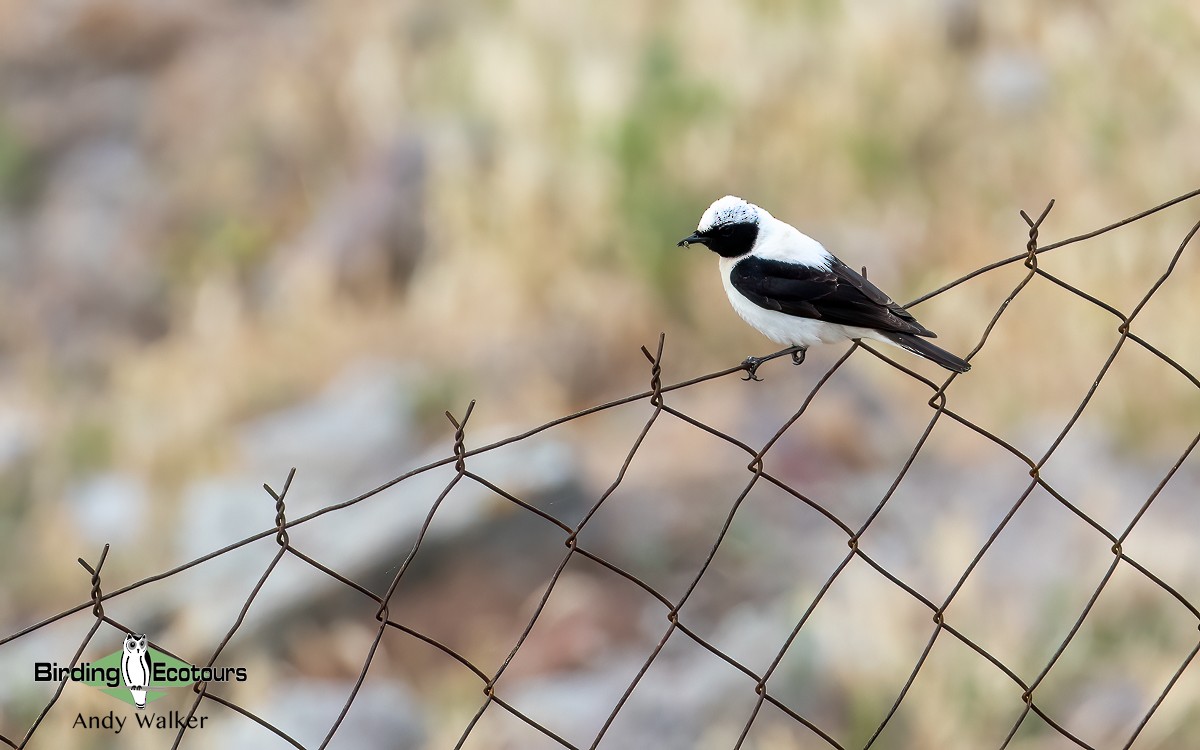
[3, 188, 1200, 750]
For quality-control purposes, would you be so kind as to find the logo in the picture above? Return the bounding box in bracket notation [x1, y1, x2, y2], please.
[33, 632, 248, 733]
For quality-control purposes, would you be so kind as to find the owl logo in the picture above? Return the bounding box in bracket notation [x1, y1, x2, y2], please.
[120, 633, 151, 710]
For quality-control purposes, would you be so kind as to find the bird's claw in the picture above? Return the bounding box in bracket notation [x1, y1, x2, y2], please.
[741, 356, 765, 381]
[741, 347, 806, 381]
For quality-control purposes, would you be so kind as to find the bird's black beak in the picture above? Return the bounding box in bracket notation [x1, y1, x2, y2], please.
[677, 233, 706, 248]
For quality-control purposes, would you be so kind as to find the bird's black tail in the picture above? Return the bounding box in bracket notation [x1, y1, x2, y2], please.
[884, 333, 971, 373]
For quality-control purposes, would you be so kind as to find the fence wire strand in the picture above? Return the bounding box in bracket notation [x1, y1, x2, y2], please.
[4, 190, 1200, 749]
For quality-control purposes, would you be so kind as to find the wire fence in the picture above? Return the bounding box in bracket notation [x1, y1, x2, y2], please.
[4, 188, 1200, 749]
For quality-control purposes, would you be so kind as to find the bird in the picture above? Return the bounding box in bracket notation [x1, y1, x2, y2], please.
[121, 633, 151, 710]
[678, 196, 971, 378]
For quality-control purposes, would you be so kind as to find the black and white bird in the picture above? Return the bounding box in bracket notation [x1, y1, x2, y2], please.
[678, 196, 971, 377]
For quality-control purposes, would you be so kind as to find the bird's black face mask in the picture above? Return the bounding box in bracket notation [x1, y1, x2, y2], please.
[677, 221, 759, 258]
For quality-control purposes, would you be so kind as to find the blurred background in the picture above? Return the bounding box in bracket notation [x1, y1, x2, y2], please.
[1, 0, 1199, 747]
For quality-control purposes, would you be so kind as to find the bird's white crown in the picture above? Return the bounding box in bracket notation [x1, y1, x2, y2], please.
[697, 195, 767, 232]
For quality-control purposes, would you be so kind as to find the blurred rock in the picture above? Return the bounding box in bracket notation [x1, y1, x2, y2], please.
[34, 139, 146, 273]
[212, 679, 424, 749]
[506, 606, 765, 750]
[65, 0, 199, 71]
[65, 471, 148, 545]
[0, 403, 35, 471]
[973, 48, 1049, 114]
[1063, 677, 1144, 744]
[271, 136, 427, 299]
[177, 476, 271, 562]
[6, 74, 148, 157]
[0, 0, 199, 73]
[0, 207, 22, 284]
[165, 362, 578, 645]
[237, 361, 416, 490]
[943, 0, 983, 52]
[29, 137, 169, 361]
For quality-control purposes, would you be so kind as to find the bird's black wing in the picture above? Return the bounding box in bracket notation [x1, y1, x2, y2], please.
[729, 256, 936, 337]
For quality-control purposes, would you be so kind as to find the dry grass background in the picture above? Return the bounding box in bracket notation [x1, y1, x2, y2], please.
[1, 1, 1199, 748]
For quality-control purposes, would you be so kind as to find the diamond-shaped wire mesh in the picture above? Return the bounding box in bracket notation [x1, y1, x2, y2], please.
[3, 190, 1199, 749]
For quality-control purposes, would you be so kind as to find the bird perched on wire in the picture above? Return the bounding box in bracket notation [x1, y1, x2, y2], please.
[678, 196, 971, 378]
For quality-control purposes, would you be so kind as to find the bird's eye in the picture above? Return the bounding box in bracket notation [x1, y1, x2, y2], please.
[719, 225, 734, 237]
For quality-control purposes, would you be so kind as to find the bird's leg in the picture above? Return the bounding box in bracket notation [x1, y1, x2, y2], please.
[742, 346, 806, 381]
